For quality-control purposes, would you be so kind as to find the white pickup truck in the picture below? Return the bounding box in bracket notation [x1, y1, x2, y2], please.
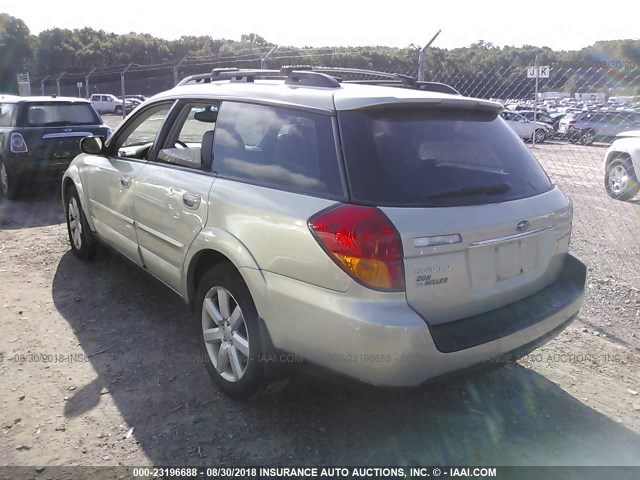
[89, 94, 133, 115]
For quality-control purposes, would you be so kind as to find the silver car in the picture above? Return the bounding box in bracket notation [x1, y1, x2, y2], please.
[62, 68, 586, 399]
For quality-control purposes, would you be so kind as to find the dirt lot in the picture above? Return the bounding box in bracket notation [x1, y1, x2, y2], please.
[1, 129, 639, 470]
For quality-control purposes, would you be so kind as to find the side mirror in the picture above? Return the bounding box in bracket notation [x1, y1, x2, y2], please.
[80, 136, 104, 155]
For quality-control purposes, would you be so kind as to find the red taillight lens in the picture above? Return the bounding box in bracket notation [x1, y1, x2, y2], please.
[10, 133, 28, 153]
[309, 204, 405, 291]
[568, 120, 577, 125]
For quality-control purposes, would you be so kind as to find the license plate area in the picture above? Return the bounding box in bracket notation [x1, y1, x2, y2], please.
[467, 234, 543, 290]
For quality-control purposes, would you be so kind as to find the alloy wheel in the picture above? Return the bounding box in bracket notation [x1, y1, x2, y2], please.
[201, 286, 250, 382]
[68, 196, 83, 250]
[0, 163, 8, 196]
[608, 164, 629, 195]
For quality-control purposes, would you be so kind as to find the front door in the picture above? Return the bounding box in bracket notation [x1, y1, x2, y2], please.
[85, 102, 173, 265]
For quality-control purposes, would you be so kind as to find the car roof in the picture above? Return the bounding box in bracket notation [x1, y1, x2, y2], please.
[154, 80, 501, 113]
[0, 95, 91, 104]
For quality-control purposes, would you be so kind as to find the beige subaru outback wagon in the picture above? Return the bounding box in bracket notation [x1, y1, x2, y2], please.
[62, 67, 586, 399]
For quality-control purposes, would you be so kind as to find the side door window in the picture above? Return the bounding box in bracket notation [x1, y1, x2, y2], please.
[157, 102, 220, 169]
[212, 101, 344, 199]
[110, 102, 173, 160]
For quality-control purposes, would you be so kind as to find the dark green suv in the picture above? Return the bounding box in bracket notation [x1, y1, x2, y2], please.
[0, 95, 111, 199]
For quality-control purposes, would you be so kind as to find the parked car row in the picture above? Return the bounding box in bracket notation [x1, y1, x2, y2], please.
[500, 100, 640, 146]
[558, 111, 640, 145]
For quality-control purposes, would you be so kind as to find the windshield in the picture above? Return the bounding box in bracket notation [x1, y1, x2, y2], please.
[338, 107, 553, 207]
[23, 102, 99, 127]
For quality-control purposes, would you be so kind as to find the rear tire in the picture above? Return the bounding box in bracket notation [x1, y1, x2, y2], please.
[65, 186, 97, 260]
[0, 159, 21, 200]
[605, 157, 639, 201]
[579, 129, 594, 146]
[194, 263, 288, 400]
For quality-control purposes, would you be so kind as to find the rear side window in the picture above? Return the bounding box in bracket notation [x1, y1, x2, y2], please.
[339, 107, 553, 207]
[213, 102, 344, 199]
[21, 102, 99, 126]
[0, 103, 16, 127]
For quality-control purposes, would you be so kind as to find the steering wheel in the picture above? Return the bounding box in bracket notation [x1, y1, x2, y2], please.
[175, 140, 188, 148]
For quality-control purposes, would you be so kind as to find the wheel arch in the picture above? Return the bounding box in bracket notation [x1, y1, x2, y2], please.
[61, 167, 96, 231]
[605, 151, 631, 168]
[183, 228, 265, 307]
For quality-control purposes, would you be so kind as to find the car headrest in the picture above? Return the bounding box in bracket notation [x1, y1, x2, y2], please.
[201, 130, 215, 170]
[29, 107, 47, 125]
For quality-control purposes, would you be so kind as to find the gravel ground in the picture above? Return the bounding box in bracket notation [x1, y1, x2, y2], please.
[0, 127, 639, 471]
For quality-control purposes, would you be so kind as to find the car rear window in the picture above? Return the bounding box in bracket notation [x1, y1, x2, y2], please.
[22, 102, 99, 127]
[338, 107, 553, 207]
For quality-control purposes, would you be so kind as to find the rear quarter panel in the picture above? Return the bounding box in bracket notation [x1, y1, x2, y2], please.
[202, 178, 353, 293]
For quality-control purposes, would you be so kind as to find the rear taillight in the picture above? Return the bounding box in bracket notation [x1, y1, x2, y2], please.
[568, 120, 577, 125]
[10, 133, 28, 153]
[308, 204, 405, 291]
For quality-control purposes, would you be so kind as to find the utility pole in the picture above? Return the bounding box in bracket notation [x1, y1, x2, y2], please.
[121, 63, 133, 119]
[418, 30, 441, 82]
[85, 68, 96, 99]
[533, 55, 539, 147]
[173, 56, 188, 86]
[56, 72, 66, 96]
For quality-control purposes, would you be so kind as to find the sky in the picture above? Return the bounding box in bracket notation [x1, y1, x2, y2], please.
[2, 0, 640, 51]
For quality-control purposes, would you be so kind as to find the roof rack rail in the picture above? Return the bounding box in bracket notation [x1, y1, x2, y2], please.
[177, 67, 340, 88]
[312, 67, 460, 94]
[176, 66, 459, 94]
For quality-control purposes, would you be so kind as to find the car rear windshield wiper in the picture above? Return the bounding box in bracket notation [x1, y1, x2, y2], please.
[428, 183, 511, 199]
[34, 121, 72, 127]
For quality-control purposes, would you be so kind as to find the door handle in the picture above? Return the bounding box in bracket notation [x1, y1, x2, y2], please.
[120, 175, 132, 189]
[183, 193, 201, 209]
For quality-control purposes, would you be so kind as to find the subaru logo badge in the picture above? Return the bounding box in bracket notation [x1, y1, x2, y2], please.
[516, 220, 529, 231]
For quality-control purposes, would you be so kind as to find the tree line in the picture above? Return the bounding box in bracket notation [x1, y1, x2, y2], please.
[2, 12, 639, 98]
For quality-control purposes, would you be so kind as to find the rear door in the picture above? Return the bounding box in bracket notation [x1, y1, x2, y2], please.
[339, 106, 573, 325]
[133, 101, 217, 293]
[83, 102, 173, 264]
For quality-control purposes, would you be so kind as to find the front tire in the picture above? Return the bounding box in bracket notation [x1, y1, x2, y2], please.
[605, 157, 639, 201]
[0, 159, 20, 200]
[533, 129, 546, 143]
[65, 186, 97, 260]
[115, 105, 123, 115]
[195, 263, 282, 400]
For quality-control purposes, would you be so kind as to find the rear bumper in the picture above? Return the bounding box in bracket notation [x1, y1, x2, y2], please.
[4, 155, 73, 182]
[248, 252, 586, 387]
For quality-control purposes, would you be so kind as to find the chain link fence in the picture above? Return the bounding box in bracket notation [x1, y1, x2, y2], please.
[438, 65, 640, 342]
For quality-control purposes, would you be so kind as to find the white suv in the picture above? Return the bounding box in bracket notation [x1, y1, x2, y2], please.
[89, 94, 133, 115]
[63, 67, 586, 399]
[603, 130, 640, 200]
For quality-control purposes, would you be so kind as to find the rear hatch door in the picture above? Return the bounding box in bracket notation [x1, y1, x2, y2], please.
[338, 105, 573, 324]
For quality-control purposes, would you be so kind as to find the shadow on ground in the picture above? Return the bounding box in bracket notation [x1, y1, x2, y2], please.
[52, 249, 640, 466]
[0, 183, 64, 229]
